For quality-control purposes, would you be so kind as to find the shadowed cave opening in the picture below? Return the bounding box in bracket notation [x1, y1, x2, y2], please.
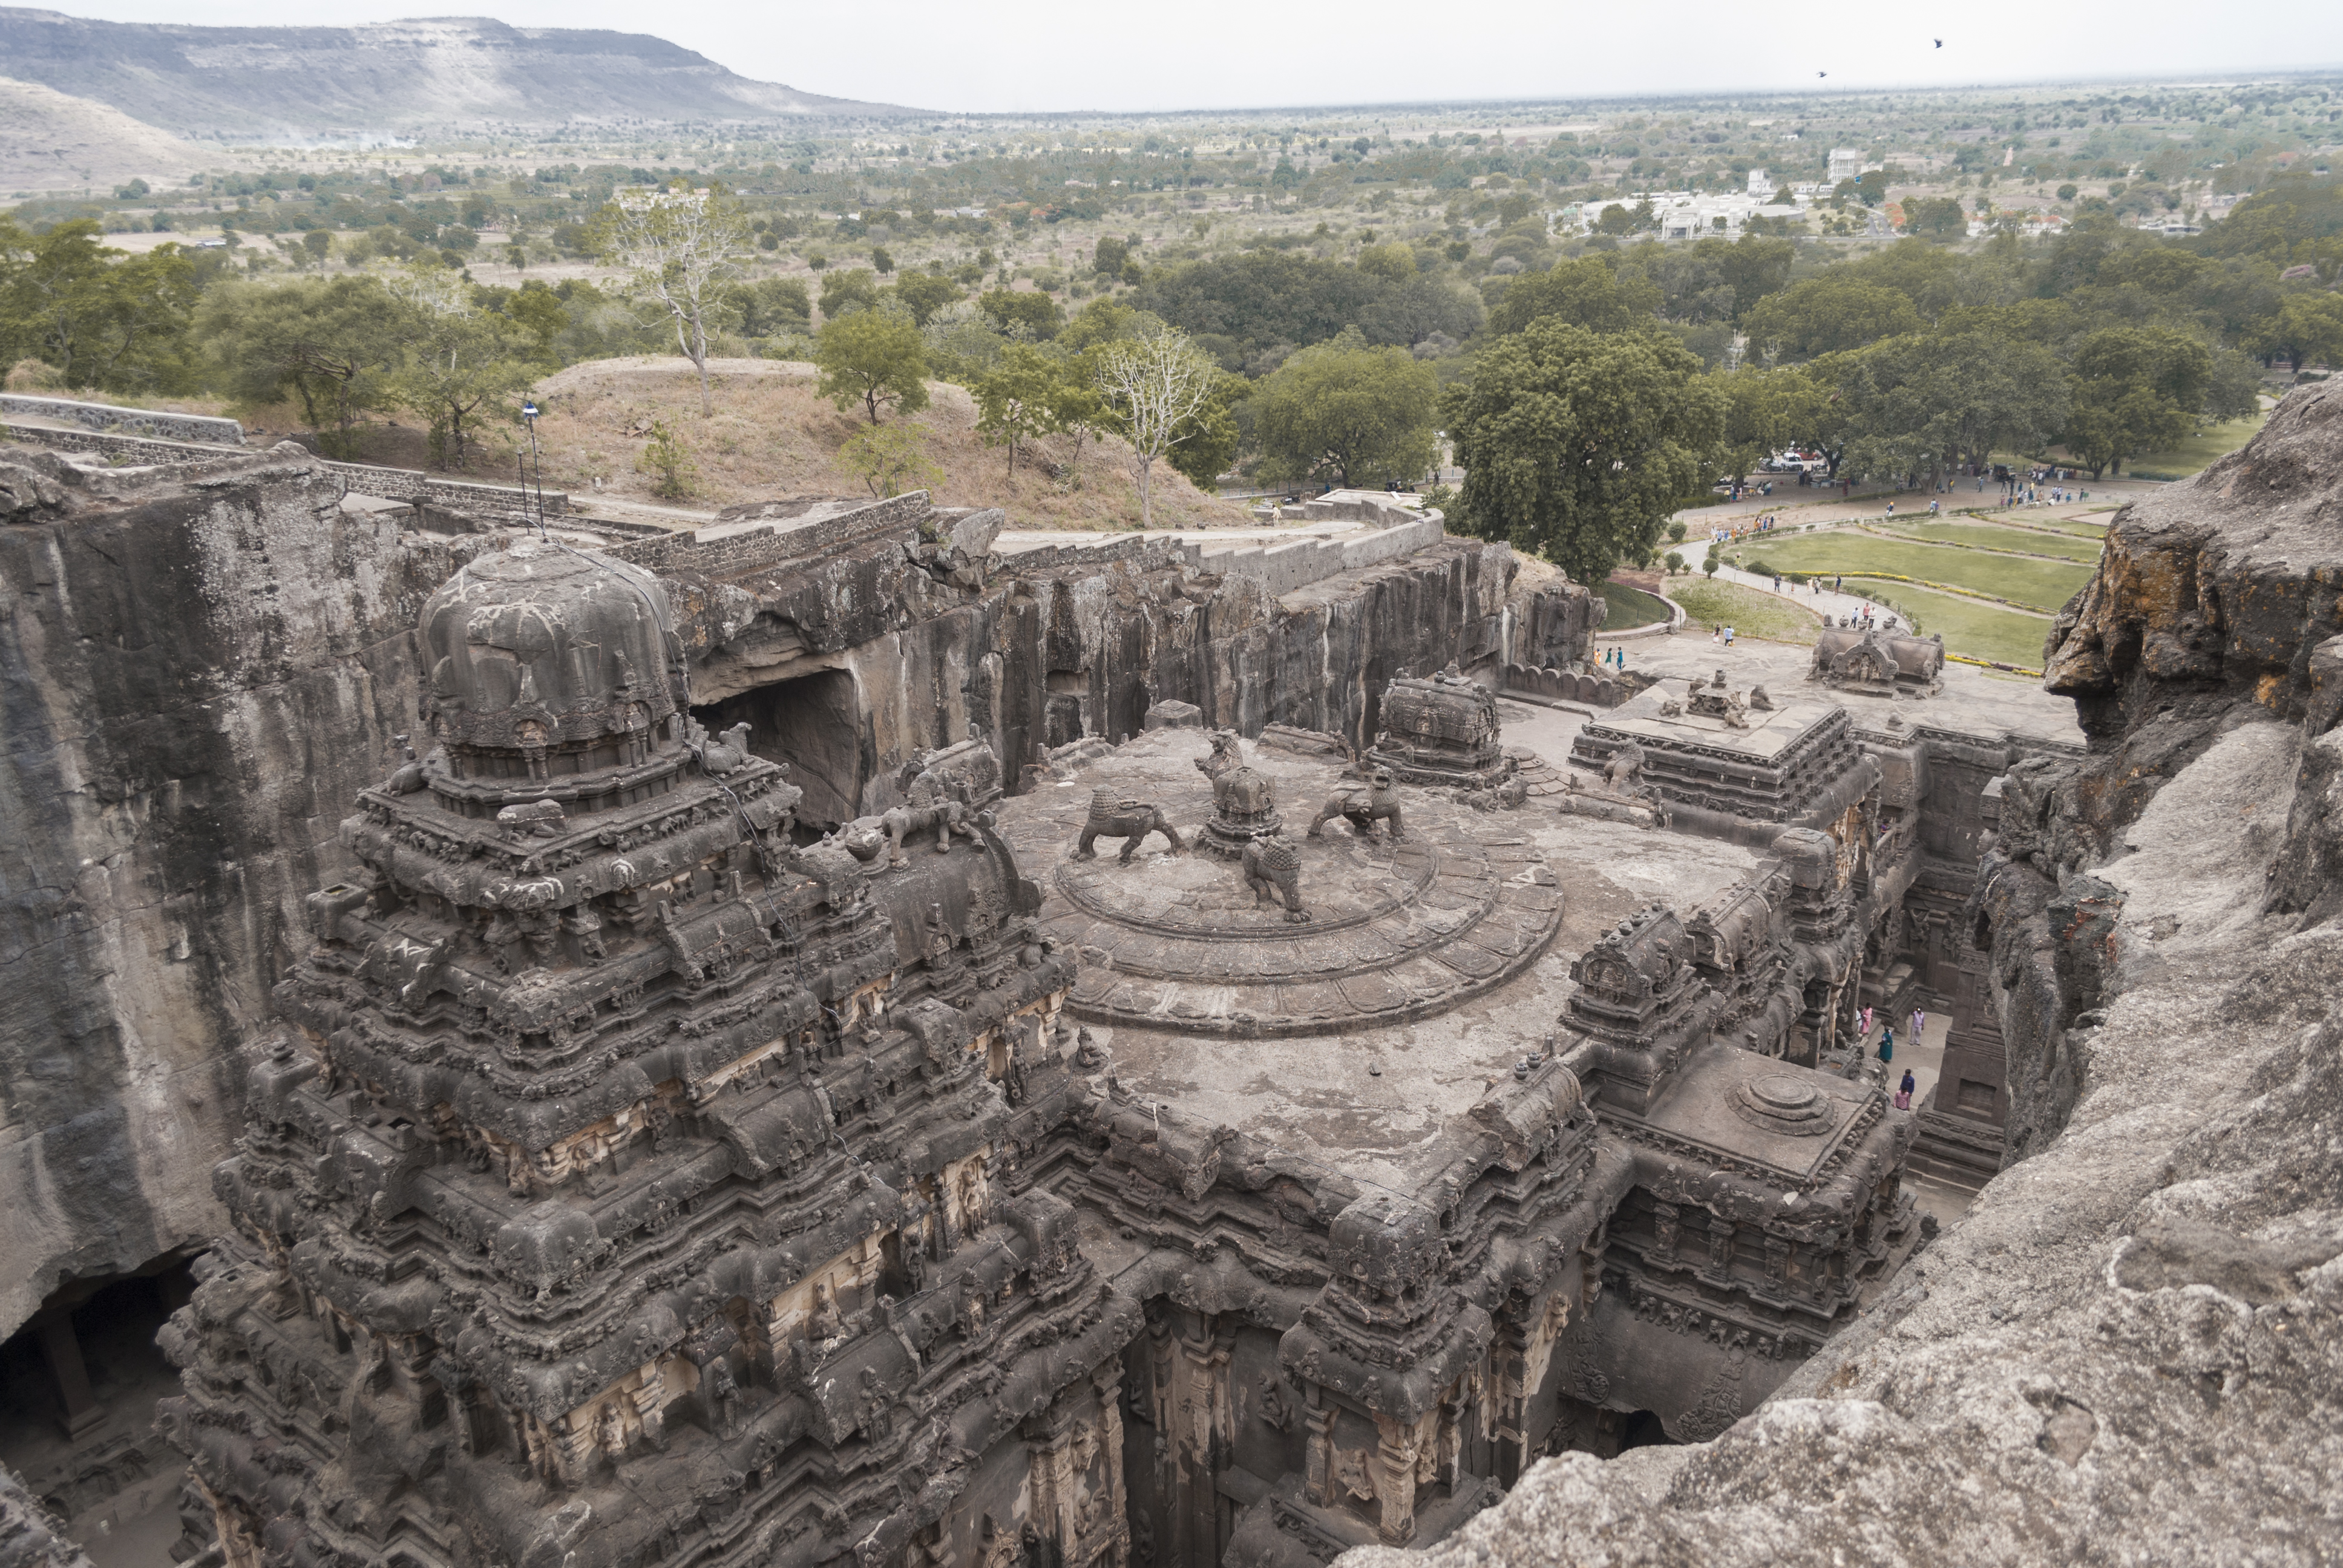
[692, 668, 863, 829]
[1617, 1410, 1676, 1452]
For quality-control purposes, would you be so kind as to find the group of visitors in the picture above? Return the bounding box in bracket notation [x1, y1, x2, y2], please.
[1855, 1006, 1930, 1108]
[1708, 624, 1737, 647]
[1711, 512, 1782, 545]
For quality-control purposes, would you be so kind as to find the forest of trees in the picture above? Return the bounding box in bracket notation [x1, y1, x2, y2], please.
[2, 171, 2339, 583]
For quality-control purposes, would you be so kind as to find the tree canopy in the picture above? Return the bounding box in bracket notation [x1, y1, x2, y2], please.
[815, 307, 931, 424]
[1481, 256, 1663, 336]
[1, 219, 199, 394]
[1251, 328, 1440, 489]
[1444, 319, 1723, 583]
[1743, 276, 1924, 362]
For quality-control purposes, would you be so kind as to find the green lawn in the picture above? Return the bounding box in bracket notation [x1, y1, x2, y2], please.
[1985, 512, 2115, 539]
[1670, 578, 1823, 645]
[2104, 413, 2266, 480]
[1869, 584, 2057, 670]
[1728, 534, 2093, 614]
[1599, 580, 1674, 629]
[1876, 520, 2108, 564]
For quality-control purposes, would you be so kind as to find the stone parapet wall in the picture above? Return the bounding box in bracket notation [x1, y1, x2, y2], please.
[608, 490, 931, 574]
[998, 532, 1204, 573]
[1501, 664, 1626, 708]
[0, 394, 245, 446]
[315, 460, 567, 521]
[0, 420, 568, 522]
[1196, 514, 1444, 596]
[0, 421, 240, 467]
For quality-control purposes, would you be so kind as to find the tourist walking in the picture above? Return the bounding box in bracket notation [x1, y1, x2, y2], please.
[1896, 1069, 1916, 1110]
[1911, 1007, 1925, 1040]
[1878, 1027, 1894, 1064]
[1860, 1005, 1873, 1039]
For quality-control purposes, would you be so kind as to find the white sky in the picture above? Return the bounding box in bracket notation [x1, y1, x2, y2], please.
[45, 0, 2343, 116]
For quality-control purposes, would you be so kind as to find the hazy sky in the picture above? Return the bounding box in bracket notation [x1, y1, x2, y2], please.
[49, 0, 2343, 115]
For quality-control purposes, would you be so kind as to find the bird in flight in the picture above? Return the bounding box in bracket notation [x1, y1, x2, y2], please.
[1818, 70, 1828, 77]
[1934, 38, 1944, 47]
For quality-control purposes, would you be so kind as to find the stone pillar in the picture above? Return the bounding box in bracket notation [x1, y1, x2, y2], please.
[1303, 1400, 1339, 1508]
[1093, 1362, 1130, 1568]
[1027, 1410, 1081, 1568]
[33, 1309, 105, 1441]
[1176, 1331, 1230, 1568]
[1372, 1413, 1423, 1546]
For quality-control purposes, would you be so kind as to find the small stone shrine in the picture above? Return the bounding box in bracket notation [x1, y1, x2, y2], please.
[1809, 626, 1947, 699]
[1366, 666, 1515, 788]
[1200, 756, 1284, 860]
[1570, 673, 1878, 846]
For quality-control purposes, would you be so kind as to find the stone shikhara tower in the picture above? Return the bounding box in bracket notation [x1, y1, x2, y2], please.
[159, 544, 1096, 1568]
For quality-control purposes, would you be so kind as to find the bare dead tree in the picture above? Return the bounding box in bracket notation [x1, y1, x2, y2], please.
[1097, 327, 1221, 529]
[593, 183, 751, 417]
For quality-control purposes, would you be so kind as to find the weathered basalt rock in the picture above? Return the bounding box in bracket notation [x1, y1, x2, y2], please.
[0, 443, 500, 1339]
[1339, 354, 2343, 1568]
[2042, 379, 2343, 835]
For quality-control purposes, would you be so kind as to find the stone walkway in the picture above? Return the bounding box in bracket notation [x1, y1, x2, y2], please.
[1699, 564, 1878, 629]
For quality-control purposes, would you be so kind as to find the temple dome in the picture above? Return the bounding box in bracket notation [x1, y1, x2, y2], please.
[418, 543, 687, 753]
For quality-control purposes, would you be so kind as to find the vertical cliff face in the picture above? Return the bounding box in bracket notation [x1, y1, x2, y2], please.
[1340, 384, 2343, 1568]
[680, 533, 1530, 815]
[0, 447, 495, 1338]
[2042, 380, 2343, 838]
[1967, 381, 2343, 1158]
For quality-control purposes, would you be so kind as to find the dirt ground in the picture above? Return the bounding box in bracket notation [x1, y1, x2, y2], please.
[262, 357, 1251, 532]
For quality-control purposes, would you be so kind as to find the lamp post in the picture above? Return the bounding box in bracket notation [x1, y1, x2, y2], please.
[520, 399, 548, 537]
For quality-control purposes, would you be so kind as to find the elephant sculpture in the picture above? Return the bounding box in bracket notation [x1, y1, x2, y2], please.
[1073, 789, 1185, 864]
[689, 720, 754, 776]
[1308, 766, 1404, 842]
[1240, 832, 1309, 923]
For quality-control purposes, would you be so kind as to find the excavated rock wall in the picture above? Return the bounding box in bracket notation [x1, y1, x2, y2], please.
[0, 456, 1542, 1342]
[1342, 384, 2343, 1568]
[0, 448, 497, 1340]
[678, 534, 1527, 818]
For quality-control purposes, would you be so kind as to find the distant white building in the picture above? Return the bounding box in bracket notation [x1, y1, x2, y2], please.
[1747, 168, 1774, 195]
[1574, 189, 1809, 241]
[1827, 148, 1865, 182]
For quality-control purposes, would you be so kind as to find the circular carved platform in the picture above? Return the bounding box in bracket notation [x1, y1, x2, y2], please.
[1731, 1071, 1836, 1137]
[989, 735, 1567, 1037]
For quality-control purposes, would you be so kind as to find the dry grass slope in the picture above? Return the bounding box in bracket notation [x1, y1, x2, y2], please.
[525, 358, 1251, 531]
[0, 76, 210, 191]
